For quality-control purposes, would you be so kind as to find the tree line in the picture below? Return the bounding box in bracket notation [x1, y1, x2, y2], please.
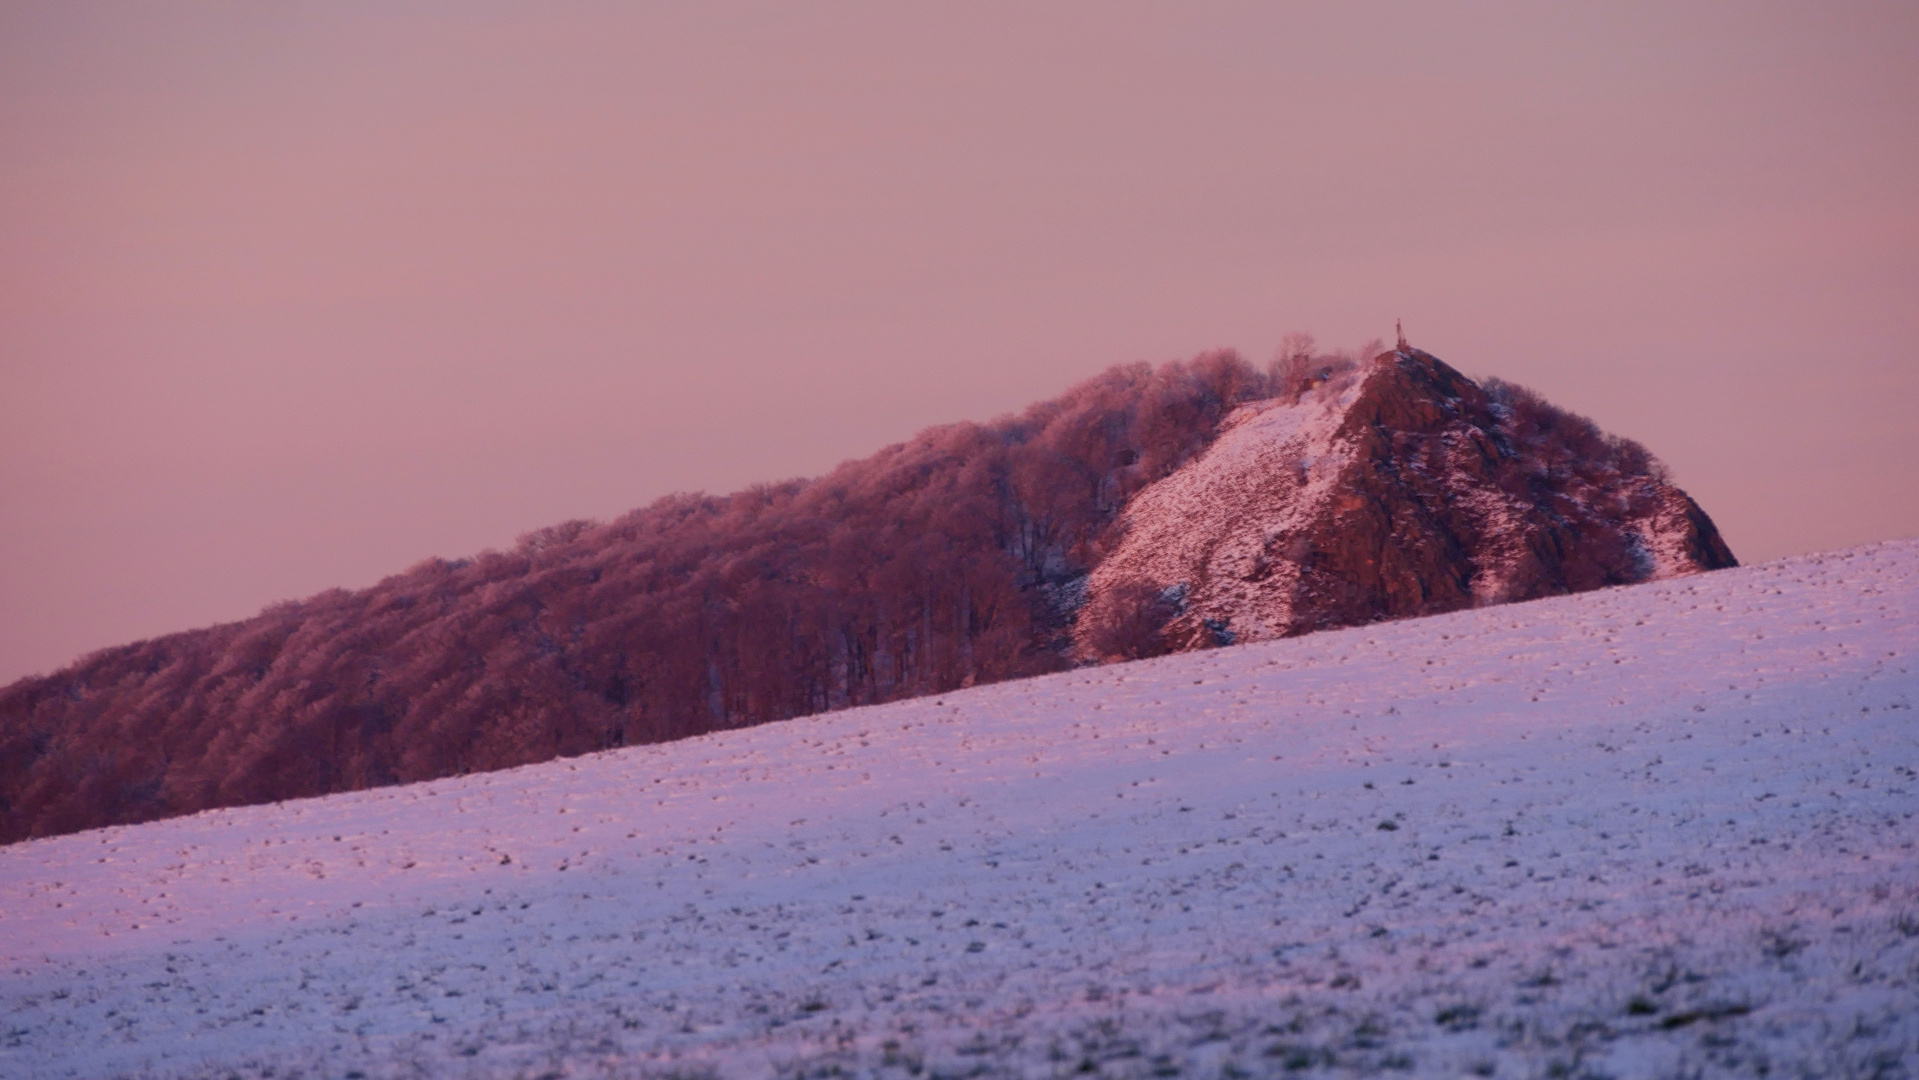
[1, 352, 1285, 841]
[0, 345, 1699, 843]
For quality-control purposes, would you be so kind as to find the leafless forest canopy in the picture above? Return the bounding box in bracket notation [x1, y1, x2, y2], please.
[0, 348, 1669, 842]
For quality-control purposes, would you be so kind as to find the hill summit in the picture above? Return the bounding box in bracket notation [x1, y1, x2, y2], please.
[0, 343, 1734, 842]
[1077, 347, 1733, 658]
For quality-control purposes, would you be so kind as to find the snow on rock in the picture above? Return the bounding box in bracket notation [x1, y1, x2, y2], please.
[2, 541, 1915, 1079]
[1083, 368, 1363, 647]
[1079, 350, 1738, 656]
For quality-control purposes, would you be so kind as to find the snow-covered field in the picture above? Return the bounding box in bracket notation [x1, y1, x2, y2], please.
[4, 541, 1917, 1079]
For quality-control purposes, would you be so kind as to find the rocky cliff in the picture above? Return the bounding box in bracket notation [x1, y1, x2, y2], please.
[1075, 348, 1735, 658]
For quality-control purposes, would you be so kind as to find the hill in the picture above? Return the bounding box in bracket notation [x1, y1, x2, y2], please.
[0, 344, 1733, 842]
[1, 540, 1911, 1078]
[1078, 347, 1731, 657]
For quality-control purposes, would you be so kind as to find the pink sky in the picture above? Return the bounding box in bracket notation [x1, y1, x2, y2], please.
[3, 2, 1916, 686]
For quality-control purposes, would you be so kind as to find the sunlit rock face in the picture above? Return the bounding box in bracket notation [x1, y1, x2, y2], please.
[1077, 349, 1735, 658]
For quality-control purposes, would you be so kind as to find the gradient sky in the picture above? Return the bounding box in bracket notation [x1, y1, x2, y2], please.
[4, 2, 1916, 685]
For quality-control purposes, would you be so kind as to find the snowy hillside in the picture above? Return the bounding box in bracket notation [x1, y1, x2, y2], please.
[3, 541, 1915, 1079]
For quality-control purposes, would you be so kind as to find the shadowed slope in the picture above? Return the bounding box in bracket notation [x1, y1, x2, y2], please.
[3, 540, 1904, 1080]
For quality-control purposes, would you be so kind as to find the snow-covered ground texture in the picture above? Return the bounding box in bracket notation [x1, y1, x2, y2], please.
[4, 541, 1917, 1080]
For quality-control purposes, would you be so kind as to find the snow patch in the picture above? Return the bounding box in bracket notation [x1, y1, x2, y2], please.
[1087, 371, 1371, 647]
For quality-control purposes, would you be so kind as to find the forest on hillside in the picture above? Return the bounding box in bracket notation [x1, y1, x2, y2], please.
[0, 344, 1680, 843]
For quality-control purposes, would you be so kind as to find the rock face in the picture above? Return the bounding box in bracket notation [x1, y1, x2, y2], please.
[1076, 349, 1735, 657]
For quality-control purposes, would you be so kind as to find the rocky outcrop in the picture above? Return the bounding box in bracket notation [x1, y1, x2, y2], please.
[1076, 349, 1735, 657]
